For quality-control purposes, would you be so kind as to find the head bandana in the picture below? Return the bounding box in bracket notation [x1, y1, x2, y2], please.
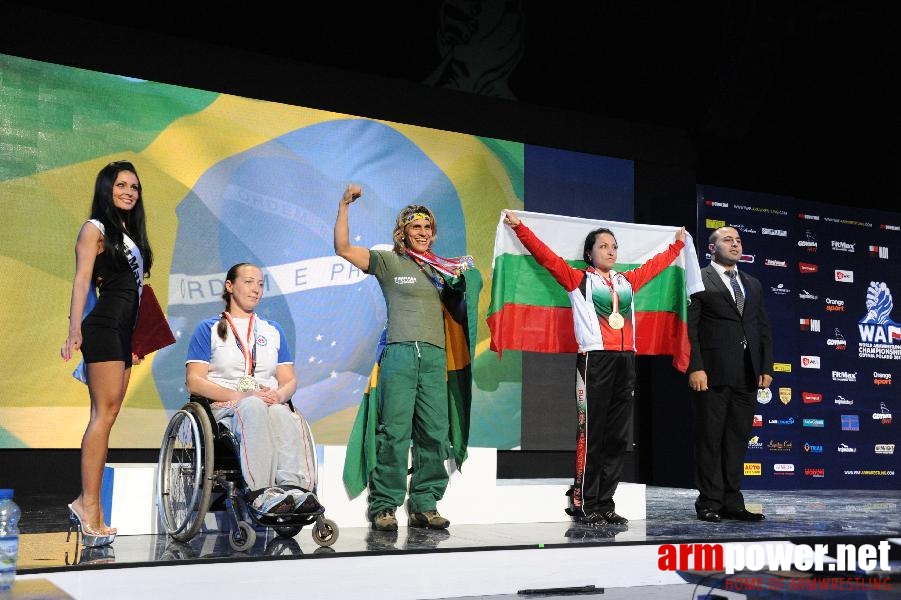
[402, 212, 432, 226]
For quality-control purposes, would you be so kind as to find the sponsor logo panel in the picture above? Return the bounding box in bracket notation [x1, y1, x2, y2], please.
[801, 391, 821, 404]
[841, 415, 860, 431]
[801, 355, 821, 369]
[835, 269, 854, 283]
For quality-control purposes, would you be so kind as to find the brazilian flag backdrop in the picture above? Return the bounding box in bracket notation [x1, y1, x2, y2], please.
[0, 52, 633, 450]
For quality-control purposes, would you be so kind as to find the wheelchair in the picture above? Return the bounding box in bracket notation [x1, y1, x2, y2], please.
[156, 395, 339, 551]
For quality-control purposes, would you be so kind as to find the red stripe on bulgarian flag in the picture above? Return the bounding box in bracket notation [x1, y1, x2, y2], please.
[488, 303, 690, 371]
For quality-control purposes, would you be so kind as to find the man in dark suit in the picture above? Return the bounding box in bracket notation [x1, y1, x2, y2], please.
[687, 226, 773, 523]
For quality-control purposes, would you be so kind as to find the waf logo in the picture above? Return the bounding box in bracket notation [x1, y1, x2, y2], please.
[827, 328, 847, 350]
[835, 269, 854, 283]
[799, 262, 818, 273]
[858, 282, 901, 345]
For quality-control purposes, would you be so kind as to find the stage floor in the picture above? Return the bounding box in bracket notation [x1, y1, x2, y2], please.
[13, 486, 901, 599]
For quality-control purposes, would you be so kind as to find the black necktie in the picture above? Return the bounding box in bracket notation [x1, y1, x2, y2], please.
[726, 270, 744, 315]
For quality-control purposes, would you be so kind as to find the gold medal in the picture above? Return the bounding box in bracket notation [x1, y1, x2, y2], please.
[608, 312, 625, 330]
[236, 375, 259, 392]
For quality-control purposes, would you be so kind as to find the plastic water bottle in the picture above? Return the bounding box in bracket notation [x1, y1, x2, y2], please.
[0, 489, 21, 594]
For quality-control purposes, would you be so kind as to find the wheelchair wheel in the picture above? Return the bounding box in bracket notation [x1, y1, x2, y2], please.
[312, 517, 339, 547]
[274, 525, 302, 539]
[157, 402, 214, 541]
[229, 521, 257, 552]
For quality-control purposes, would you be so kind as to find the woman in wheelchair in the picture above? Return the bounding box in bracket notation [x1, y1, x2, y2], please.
[185, 262, 322, 516]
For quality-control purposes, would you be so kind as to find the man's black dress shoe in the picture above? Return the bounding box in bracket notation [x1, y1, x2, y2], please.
[721, 508, 765, 521]
[697, 509, 721, 523]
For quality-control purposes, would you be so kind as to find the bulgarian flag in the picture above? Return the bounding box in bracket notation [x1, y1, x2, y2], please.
[487, 210, 704, 372]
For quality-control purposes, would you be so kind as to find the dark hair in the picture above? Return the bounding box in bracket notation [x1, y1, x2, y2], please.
[582, 227, 616, 266]
[217, 262, 260, 340]
[90, 160, 154, 276]
[392, 204, 437, 254]
[709, 226, 737, 244]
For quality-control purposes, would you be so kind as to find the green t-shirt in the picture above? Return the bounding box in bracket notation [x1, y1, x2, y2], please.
[368, 249, 446, 348]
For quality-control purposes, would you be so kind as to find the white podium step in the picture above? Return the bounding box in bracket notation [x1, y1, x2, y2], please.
[101, 462, 160, 535]
[317, 445, 646, 528]
[101, 446, 646, 534]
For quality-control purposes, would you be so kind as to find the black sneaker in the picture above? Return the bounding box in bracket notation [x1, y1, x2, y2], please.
[602, 510, 628, 525]
[572, 510, 628, 526]
[571, 511, 606, 525]
[371, 509, 398, 531]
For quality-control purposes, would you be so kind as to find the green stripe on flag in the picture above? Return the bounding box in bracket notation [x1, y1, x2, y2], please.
[489, 255, 689, 317]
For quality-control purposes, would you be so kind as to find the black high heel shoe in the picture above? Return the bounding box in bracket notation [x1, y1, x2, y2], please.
[67, 503, 116, 548]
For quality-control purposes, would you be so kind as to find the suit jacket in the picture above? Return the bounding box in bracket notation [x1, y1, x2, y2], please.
[687, 264, 773, 387]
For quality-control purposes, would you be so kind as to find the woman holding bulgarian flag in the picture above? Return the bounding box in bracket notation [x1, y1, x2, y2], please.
[502, 210, 685, 527]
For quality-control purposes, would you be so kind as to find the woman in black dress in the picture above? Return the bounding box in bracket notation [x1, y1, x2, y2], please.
[60, 160, 154, 547]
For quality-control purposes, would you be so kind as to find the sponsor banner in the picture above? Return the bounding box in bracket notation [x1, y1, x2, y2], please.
[698, 185, 900, 489]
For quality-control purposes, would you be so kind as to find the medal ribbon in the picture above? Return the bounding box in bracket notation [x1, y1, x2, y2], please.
[223, 312, 256, 376]
[600, 273, 620, 317]
[405, 248, 474, 278]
